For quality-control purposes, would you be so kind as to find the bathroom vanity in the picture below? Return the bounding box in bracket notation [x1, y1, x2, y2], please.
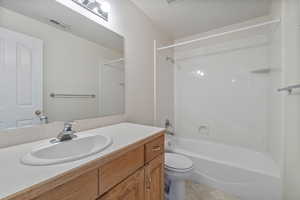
[0, 123, 165, 200]
[0, 1, 165, 199]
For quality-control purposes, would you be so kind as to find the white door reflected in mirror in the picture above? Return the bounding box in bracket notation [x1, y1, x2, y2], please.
[0, 27, 43, 130]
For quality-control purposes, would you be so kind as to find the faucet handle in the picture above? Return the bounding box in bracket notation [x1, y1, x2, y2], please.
[64, 121, 75, 126]
[63, 121, 76, 132]
[51, 121, 77, 143]
[34, 110, 48, 124]
[165, 119, 172, 128]
[35, 110, 42, 116]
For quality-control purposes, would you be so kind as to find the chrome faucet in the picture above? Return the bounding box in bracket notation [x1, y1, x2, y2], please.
[51, 122, 77, 143]
[35, 110, 48, 124]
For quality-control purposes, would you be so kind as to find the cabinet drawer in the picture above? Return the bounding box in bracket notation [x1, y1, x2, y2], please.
[145, 136, 164, 163]
[33, 169, 98, 200]
[99, 146, 144, 195]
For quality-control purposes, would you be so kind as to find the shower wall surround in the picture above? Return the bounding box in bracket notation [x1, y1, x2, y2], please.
[172, 17, 281, 153]
[174, 35, 270, 152]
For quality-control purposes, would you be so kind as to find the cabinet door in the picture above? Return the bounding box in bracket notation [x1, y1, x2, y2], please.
[33, 169, 98, 200]
[99, 146, 144, 195]
[99, 168, 145, 200]
[145, 154, 164, 200]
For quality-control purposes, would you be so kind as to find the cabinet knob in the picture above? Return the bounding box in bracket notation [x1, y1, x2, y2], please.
[152, 145, 161, 151]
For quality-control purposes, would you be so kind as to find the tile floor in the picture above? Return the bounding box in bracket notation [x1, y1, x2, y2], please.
[185, 181, 240, 200]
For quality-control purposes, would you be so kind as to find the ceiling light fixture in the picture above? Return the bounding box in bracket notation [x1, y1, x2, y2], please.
[100, 1, 111, 13]
[72, 0, 110, 21]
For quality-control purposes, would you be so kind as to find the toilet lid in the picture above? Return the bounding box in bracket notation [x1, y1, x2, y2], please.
[165, 153, 193, 170]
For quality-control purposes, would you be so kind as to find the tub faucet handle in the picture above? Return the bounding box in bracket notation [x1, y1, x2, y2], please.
[165, 119, 172, 128]
[165, 119, 174, 136]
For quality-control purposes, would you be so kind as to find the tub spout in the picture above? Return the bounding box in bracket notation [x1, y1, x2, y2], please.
[166, 130, 175, 136]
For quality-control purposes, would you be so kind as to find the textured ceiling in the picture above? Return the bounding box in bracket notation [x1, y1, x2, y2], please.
[131, 0, 272, 39]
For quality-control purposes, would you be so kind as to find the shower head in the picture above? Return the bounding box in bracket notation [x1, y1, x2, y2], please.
[166, 56, 175, 64]
[166, 0, 179, 4]
[48, 18, 71, 30]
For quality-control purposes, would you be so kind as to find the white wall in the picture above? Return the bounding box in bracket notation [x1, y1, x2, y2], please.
[156, 48, 175, 128]
[0, 0, 171, 147]
[267, 0, 284, 172]
[281, 0, 300, 199]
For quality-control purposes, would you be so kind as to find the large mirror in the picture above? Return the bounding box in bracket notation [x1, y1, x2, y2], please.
[0, 0, 125, 130]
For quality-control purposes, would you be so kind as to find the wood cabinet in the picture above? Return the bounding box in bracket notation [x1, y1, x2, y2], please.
[33, 169, 98, 200]
[5, 133, 164, 200]
[145, 155, 164, 200]
[145, 136, 164, 163]
[99, 168, 145, 200]
[99, 146, 144, 195]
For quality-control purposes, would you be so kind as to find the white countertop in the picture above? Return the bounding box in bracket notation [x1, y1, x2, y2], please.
[0, 123, 164, 199]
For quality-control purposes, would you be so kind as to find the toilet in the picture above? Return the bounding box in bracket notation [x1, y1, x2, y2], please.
[165, 153, 193, 200]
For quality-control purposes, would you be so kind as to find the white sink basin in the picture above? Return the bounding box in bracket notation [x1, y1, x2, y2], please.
[21, 134, 112, 166]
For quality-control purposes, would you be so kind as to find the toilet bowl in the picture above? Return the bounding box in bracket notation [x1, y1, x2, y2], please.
[165, 153, 193, 200]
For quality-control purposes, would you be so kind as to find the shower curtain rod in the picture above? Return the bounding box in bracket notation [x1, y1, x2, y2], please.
[103, 58, 124, 65]
[157, 19, 281, 51]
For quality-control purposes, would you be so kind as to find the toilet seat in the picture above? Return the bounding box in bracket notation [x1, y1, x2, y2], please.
[165, 165, 193, 173]
[165, 153, 193, 173]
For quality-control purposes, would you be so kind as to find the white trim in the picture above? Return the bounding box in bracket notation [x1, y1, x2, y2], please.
[102, 58, 124, 65]
[157, 19, 281, 51]
[153, 40, 157, 125]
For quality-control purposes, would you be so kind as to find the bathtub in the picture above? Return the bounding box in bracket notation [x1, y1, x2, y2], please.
[167, 136, 281, 200]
